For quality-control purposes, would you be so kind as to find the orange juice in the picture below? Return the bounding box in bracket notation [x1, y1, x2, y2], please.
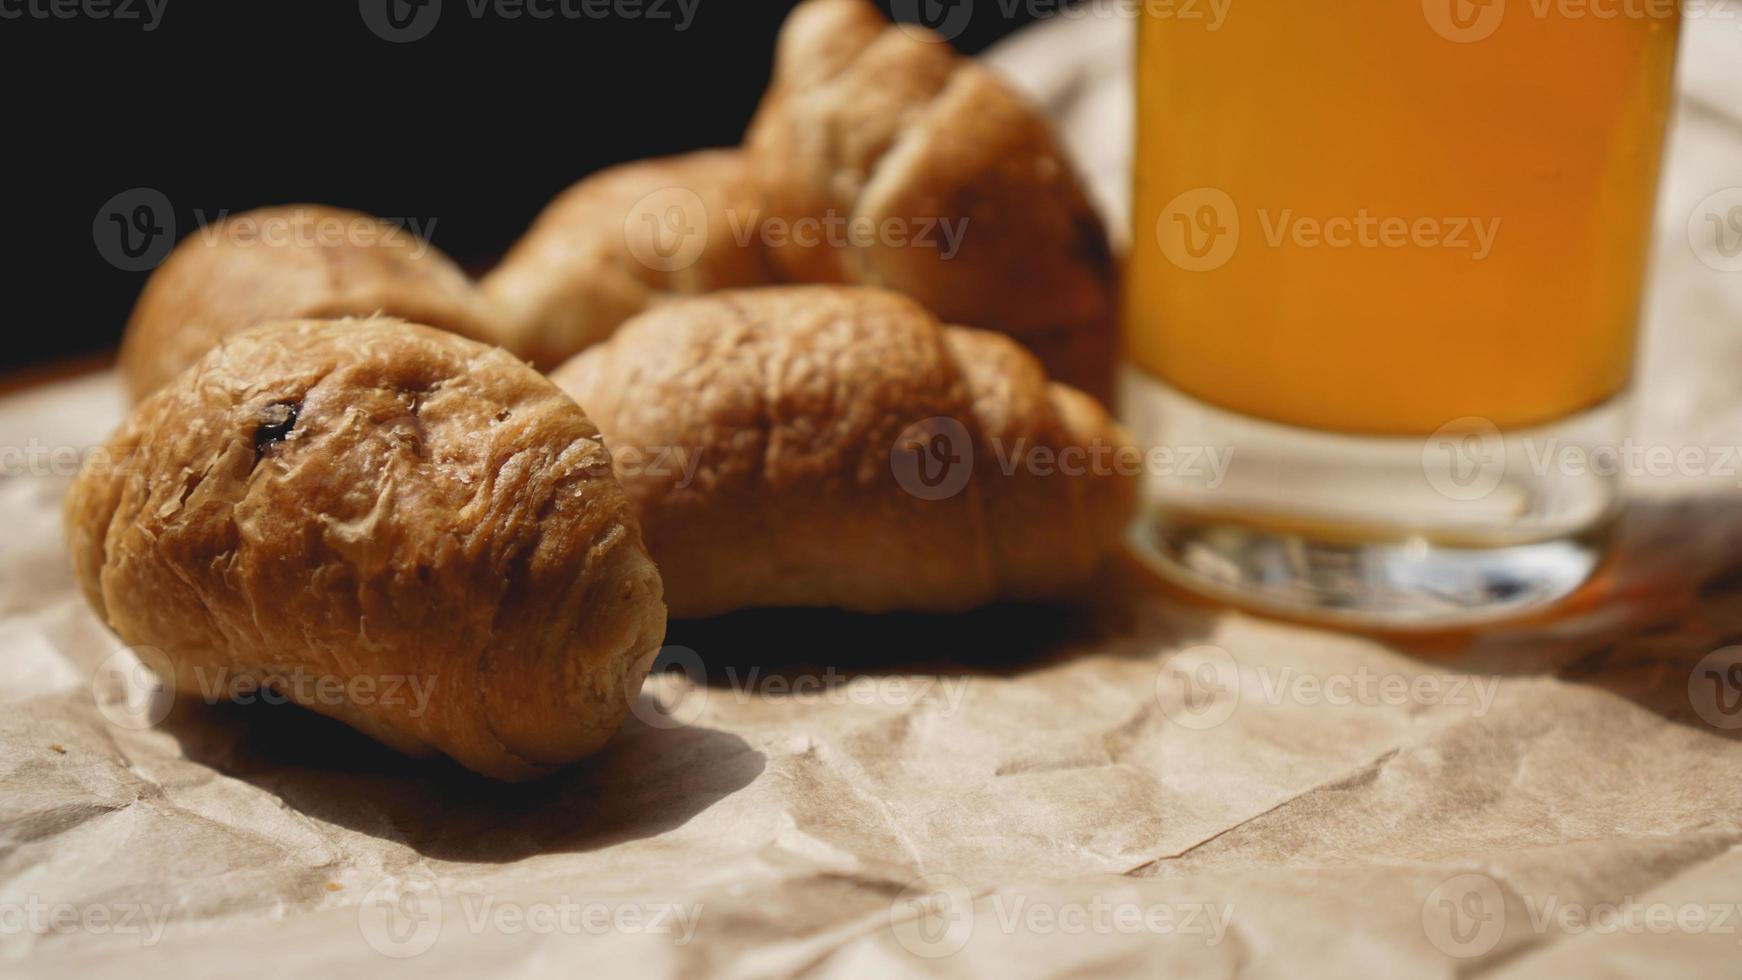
[1126, 1, 1681, 436]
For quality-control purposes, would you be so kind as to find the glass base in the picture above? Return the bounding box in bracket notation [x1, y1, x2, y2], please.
[1121, 370, 1624, 629]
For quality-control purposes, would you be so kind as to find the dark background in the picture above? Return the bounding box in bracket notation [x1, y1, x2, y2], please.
[2, 0, 1041, 376]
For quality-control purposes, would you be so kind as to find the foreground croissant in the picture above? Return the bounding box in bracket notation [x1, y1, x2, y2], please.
[550, 287, 1138, 619]
[68, 318, 667, 781]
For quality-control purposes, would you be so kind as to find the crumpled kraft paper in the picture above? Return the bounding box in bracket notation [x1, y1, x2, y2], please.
[5, 13, 1742, 980]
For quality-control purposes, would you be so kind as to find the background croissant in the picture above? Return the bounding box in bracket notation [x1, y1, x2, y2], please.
[118, 206, 506, 402]
[117, 0, 1115, 402]
[746, 0, 1118, 397]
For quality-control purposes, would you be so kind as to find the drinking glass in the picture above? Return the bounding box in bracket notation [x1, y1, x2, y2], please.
[1124, 0, 1682, 626]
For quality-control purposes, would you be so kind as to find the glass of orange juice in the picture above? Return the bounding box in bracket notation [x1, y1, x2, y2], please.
[1124, 0, 1681, 626]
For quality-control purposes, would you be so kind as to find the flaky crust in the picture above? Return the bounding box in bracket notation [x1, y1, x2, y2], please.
[746, 0, 1117, 396]
[69, 318, 667, 781]
[119, 206, 509, 401]
[481, 149, 776, 370]
[550, 287, 1136, 618]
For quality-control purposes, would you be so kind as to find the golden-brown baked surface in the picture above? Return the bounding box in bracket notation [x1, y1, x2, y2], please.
[746, 0, 1117, 396]
[550, 286, 1136, 619]
[481, 149, 776, 370]
[69, 318, 667, 781]
[118, 206, 508, 401]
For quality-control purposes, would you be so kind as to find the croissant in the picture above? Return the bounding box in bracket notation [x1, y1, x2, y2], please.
[549, 286, 1137, 619]
[745, 0, 1117, 397]
[480, 149, 775, 369]
[68, 318, 667, 781]
[118, 206, 506, 401]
